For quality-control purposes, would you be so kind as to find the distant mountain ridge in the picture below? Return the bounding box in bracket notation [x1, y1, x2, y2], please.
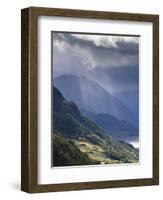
[81, 109, 138, 138]
[54, 74, 136, 126]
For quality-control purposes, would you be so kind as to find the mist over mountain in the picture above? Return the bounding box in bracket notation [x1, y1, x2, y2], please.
[54, 74, 136, 126]
[86, 65, 139, 93]
[53, 32, 139, 93]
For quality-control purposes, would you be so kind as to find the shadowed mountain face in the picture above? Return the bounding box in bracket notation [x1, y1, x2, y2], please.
[53, 86, 111, 146]
[52, 86, 139, 166]
[54, 74, 136, 126]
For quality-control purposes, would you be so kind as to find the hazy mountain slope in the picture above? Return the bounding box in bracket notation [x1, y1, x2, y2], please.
[114, 89, 138, 110]
[54, 74, 135, 125]
[81, 109, 138, 138]
[87, 65, 139, 94]
[113, 89, 139, 126]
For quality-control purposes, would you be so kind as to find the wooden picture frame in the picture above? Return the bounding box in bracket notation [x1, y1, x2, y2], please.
[21, 7, 159, 193]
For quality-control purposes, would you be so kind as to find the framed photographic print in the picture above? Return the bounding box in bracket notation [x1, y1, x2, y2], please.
[21, 7, 159, 193]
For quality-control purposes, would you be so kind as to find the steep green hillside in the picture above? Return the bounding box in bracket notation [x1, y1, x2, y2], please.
[53, 86, 139, 166]
[53, 86, 110, 146]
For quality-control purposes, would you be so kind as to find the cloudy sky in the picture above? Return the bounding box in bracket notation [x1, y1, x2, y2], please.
[52, 32, 139, 93]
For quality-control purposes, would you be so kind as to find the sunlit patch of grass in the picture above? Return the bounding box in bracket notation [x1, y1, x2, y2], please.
[74, 139, 122, 164]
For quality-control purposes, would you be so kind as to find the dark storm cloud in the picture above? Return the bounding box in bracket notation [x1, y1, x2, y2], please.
[53, 32, 139, 68]
[70, 33, 139, 55]
[114, 40, 138, 54]
[52, 32, 139, 92]
[55, 32, 139, 55]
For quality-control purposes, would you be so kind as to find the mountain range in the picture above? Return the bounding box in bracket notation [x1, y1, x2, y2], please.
[54, 74, 137, 126]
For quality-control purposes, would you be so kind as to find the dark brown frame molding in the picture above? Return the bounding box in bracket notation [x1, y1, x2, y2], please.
[21, 7, 159, 193]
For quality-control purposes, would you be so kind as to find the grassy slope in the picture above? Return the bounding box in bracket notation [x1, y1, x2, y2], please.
[74, 138, 138, 164]
[52, 132, 99, 166]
